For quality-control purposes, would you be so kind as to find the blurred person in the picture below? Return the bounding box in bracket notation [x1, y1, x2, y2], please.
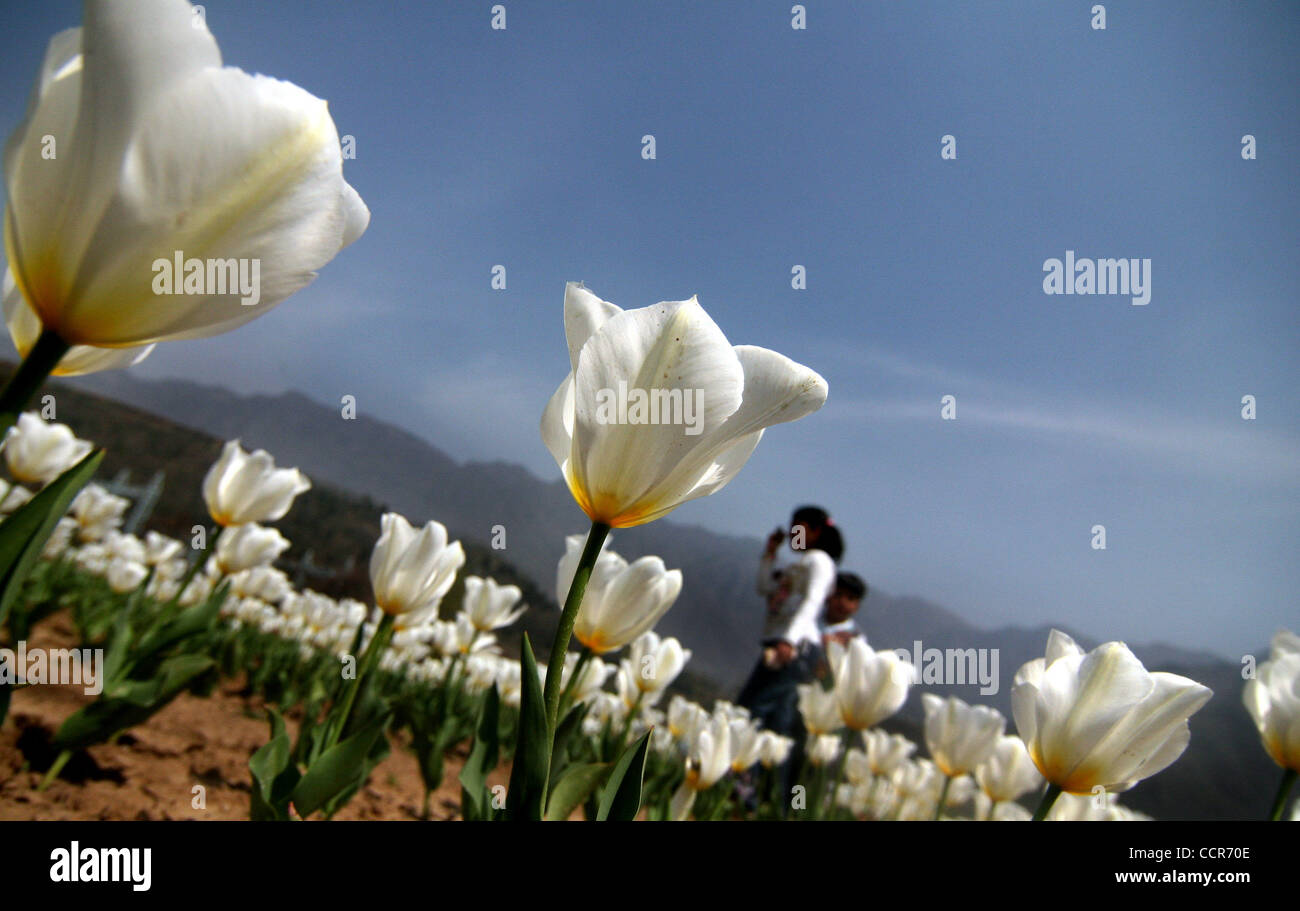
[737, 505, 843, 803]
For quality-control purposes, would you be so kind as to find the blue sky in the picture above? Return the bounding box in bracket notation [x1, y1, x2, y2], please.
[2, 1, 1297, 659]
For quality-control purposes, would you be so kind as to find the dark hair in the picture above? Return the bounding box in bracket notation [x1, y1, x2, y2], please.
[789, 505, 844, 562]
[835, 572, 867, 601]
[791, 505, 830, 528]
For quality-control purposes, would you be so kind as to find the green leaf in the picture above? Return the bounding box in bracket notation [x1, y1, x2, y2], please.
[596, 730, 651, 821]
[548, 701, 590, 789]
[249, 708, 296, 821]
[458, 684, 501, 821]
[0, 449, 102, 627]
[545, 762, 610, 821]
[289, 713, 390, 818]
[51, 653, 215, 751]
[131, 579, 228, 660]
[505, 634, 547, 821]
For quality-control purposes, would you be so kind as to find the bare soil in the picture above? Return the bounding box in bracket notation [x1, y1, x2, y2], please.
[0, 614, 499, 821]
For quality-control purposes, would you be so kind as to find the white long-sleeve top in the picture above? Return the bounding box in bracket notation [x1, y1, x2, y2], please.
[756, 548, 837, 649]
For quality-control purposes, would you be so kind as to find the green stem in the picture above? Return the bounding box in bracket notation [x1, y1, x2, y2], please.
[0, 329, 70, 433]
[1031, 782, 1063, 822]
[1268, 767, 1296, 821]
[38, 748, 73, 792]
[611, 690, 645, 760]
[328, 612, 394, 750]
[542, 521, 610, 739]
[933, 774, 953, 821]
[555, 645, 593, 722]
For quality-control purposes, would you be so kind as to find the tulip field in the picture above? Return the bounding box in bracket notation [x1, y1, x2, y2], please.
[0, 0, 1296, 836]
[0, 416, 1296, 823]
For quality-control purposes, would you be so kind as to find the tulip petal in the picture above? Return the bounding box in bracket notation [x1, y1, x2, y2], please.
[58, 67, 353, 345]
[563, 282, 621, 374]
[570, 297, 744, 522]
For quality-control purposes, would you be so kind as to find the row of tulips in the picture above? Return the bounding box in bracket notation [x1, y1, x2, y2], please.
[4, 412, 1297, 820]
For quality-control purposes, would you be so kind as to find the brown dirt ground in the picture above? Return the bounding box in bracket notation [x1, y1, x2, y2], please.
[0, 613, 507, 821]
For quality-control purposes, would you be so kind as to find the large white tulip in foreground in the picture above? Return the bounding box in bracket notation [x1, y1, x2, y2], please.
[3, 0, 369, 356]
[1011, 629, 1212, 796]
[541, 283, 828, 527]
[4, 269, 152, 375]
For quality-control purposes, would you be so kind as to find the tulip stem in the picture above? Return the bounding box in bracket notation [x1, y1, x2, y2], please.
[1031, 782, 1062, 822]
[0, 329, 70, 433]
[328, 613, 394, 751]
[543, 521, 610, 740]
[933, 774, 952, 821]
[1268, 768, 1296, 821]
[555, 646, 593, 723]
[38, 749, 73, 792]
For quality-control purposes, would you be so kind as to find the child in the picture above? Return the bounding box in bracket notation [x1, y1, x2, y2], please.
[812, 572, 868, 683]
[822, 571, 868, 649]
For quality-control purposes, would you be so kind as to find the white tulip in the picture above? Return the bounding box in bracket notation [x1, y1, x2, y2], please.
[40, 516, 77, 559]
[861, 728, 917, 777]
[227, 564, 292, 604]
[212, 522, 289, 574]
[834, 638, 914, 731]
[202, 440, 310, 527]
[105, 556, 147, 593]
[922, 693, 1005, 778]
[142, 531, 183, 566]
[974, 792, 1033, 821]
[368, 512, 464, 622]
[685, 714, 733, 792]
[460, 575, 525, 632]
[1243, 629, 1300, 772]
[541, 283, 828, 528]
[2, 413, 92, 484]
[0, 478, 35, 514]
[975, 735, 1045, 804]
[757, 731, 795, 769]
[807, 733, 844, 768]
[102, 530, 145, 565]
[70, 483, 128, 541]
[1012, 629, 1212, 794]
[4, 269, 152, 375]
[556, 535, 682, 655]
[729, 719, 765, 774]
[797, 682, 844, 737]
[842, 748, 873, 786]
[622, 631, 691, 695]
[3, 0, 368, 354]
[667, 695, 709, 744]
